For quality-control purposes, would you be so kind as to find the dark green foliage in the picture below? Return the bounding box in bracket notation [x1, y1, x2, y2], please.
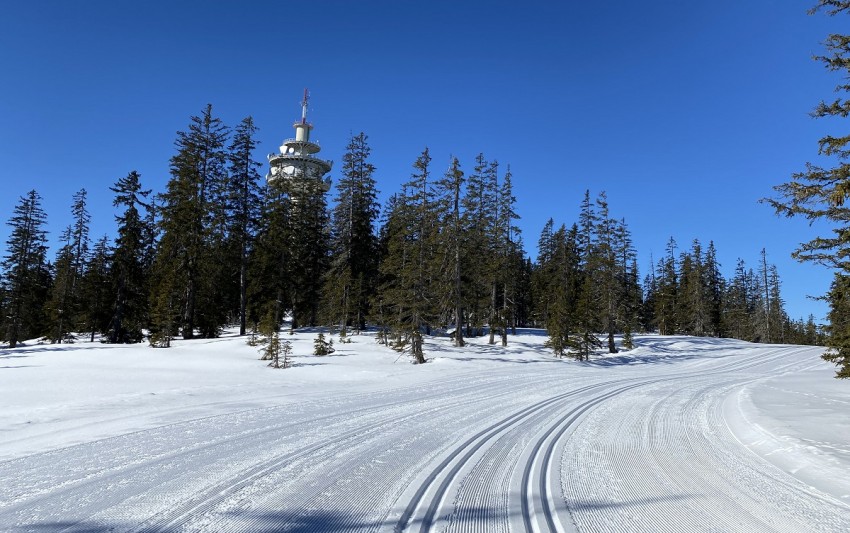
[824, 273, 850, 377]
[288, 172, 331, 330]
[495, 165, 523, 345]
[376, 149, 435, 363]
[655, 238, 678, 335]
[766, 2, 850, 376]
[46, 189, 90, 343]
[248, 182, 292, 330]
[461, 154, 498, 338]
[431, 156, 466, 347]
[1, 190, 50, 347]
[257, 309, 291, 368]
[78, 235, 112, 342]
[541, 224, 581, 358]
[227, 116, 263, 336]
[323, 132, 380, 334]
[108, 172, 152, 343]
[314, 332, 335, 355]
[151, 104, 230, 341]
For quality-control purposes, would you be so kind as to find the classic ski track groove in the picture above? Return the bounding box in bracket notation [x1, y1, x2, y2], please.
[1, 371, 568, 532]
[132, 378, 538, 533]
[4, 343, 846, 532]
[560, 346, 850, 533]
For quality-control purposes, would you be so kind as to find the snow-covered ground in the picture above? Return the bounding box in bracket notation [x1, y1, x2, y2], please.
[1, 329, 848, 532]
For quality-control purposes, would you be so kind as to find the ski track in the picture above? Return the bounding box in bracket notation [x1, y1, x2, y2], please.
[561, 346, 850, 533]
[2, 343, 849, 532]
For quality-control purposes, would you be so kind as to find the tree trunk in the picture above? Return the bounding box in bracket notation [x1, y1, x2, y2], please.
[489, 282, 497, 344]
[239, 243, 247, 336]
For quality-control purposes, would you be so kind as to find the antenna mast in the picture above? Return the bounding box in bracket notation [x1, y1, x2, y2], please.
[301, 88, 309, 124]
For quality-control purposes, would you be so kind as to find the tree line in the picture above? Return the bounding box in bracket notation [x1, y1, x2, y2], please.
[0, 105, 824, 360]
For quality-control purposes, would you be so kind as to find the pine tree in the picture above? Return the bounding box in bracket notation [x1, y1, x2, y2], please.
[47, 227, 75, 343]
[257, 309, 285, 366]
[767, 264, 789, 343]
[324, 132, 380, 334]
[461, 154, 498, 337]
[765, 1, 850, 376]
[543, 224, 582, 358]
[532, 218, 556, 327]
[431, 156, 466, 347]
[641, 254, 658, 332]
[248, 180, 294, 330]
[725, 259, 753, 341]
[78, 235, 112, 342]
[572, 191, 603, 357]
[496, 165, 522, 344]
[594, 192, 619, 353]
[678, 240, 708, 336]
[758, 248, 772, 343]
[1, 191, 50, 347]
[614, 219, 640, 349]
[314, 332, 336, 355]
[227, 116, 263, 336]
[288, 169, 331, 330]
[108, 171, 152, 343]
[377, 149, 435, 363]
[704, 241, 725, 336]
[46, 189, 91, 343]
[655, 237, 678, 335]
[151, 105, 230, 340]
[825, 273, 850, 377]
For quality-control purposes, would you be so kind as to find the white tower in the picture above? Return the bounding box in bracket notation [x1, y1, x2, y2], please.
[267, 89, 332, 190]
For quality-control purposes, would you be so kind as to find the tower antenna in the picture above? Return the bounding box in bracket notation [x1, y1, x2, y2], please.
[301, 88, 309, 124]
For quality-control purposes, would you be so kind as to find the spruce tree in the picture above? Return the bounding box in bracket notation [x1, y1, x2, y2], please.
[47, 189, 91, 343]
[594, 192, 619, 353]
[572, 191, 603, 356]
[431, 156, 465, 347]
[678, 240, 708, 336]
[641, 255, 658, 332]
[532, 218, 556, 327]
[544, 224, 582, 358]
[287, 167, 330, 330]
[655, 237, 679, 335]
[79, 235, 112, 342]
[47, 227, 76, 343]
[766, 1, 850, 376]
[704, 241, 725, 336]
[377, 149, 435, 363]
[151, 104, 230, 340]
[496, 165, 522, 344]
[108, 171, 152, 343]
[461, 154, 498, 337]
[614, 218, 640, 348]
[1, 191, 50, 347]
[249, 181, 293, 330]
[227, 116, 263, 336]
[324, 132, 380, 333]
[725, 259, 753, 341]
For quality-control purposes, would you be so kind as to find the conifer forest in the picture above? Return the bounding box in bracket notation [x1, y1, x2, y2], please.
[0, 105, 824, 362]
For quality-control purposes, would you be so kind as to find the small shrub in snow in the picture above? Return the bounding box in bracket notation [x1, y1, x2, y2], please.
[314, 333, 335, 355]
[246, 323, 260, 347]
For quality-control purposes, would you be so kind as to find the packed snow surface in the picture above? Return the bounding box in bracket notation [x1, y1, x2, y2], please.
[1, 329, 849, 532]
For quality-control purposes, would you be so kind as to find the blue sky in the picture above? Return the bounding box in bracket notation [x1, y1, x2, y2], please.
[0, 1, 842, 321]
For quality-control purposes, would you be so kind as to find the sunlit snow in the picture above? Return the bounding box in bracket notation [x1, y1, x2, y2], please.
[1, 329, 848, 531]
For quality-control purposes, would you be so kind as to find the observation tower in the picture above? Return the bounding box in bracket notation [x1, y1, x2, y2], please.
[267, 89, 332, 190]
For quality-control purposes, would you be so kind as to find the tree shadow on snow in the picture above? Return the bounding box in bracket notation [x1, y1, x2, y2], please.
[0, 344, 118, 357]
[19, 496, 697, 532]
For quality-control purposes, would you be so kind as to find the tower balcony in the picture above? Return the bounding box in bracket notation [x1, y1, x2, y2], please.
[280, 138, 322, 155]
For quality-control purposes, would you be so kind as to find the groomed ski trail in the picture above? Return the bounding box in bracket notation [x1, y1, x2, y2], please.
[1, 339, 848, 532]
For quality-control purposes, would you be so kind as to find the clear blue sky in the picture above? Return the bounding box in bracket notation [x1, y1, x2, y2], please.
[0, 1, 841, 322]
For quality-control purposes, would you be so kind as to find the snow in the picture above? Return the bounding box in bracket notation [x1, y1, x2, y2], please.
[1, 330, 848, 532]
